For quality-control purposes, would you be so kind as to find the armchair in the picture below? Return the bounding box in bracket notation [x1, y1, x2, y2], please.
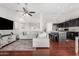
[33, 32, 50, 48]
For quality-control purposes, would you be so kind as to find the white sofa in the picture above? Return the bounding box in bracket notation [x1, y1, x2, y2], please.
[33, 32, 50, 48]
[18, 31, 38, 39]
[0, 30, 16, 48]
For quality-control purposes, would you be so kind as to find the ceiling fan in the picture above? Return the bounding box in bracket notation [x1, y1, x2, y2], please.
[16, 3, 36, 16]
[22, 7, 35, 16]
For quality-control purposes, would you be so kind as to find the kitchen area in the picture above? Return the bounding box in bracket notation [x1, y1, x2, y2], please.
[49, 17, 79, 43]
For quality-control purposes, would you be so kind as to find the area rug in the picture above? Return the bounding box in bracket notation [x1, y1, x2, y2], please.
[0, 39, 34, 51]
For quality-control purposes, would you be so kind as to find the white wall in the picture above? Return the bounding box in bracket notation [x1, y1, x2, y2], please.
[14, 13, 43, 32]
[0, 5, 18, 21]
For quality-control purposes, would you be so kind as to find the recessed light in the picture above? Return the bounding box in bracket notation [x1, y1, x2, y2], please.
[57, 6, 61, 9]
[70, 6, 73, 8]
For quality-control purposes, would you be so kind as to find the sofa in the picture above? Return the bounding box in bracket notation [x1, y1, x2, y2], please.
[18, 31, 38, 39]
[0, 30, 16, 48]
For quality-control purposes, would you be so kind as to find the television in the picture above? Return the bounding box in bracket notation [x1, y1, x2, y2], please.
[0, 17, 13, 30]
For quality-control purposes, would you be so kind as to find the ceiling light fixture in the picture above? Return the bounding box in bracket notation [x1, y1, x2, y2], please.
[16, 3, 36, 17]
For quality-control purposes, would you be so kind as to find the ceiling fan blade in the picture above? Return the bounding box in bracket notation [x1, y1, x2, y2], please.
[28, 13, 32, 16]
[23, 7, 26, 12]
[29, 11, 35, 13]
[23, 7, 28, 13]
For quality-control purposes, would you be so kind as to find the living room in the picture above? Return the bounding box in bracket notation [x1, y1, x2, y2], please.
[0, 3, 79, 56]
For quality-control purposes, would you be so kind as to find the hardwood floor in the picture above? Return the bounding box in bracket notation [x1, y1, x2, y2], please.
[0, 39, 78, 56]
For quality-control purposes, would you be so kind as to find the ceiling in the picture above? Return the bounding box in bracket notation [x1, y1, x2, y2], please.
[0, 3, 79, 15]
[0, 3, 79, 23]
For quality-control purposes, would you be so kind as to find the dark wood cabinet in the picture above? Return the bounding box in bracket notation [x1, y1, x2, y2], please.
[67, 32, 78, 40]
[56, 18, 79, 28]
[75, 19, 79, 26]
